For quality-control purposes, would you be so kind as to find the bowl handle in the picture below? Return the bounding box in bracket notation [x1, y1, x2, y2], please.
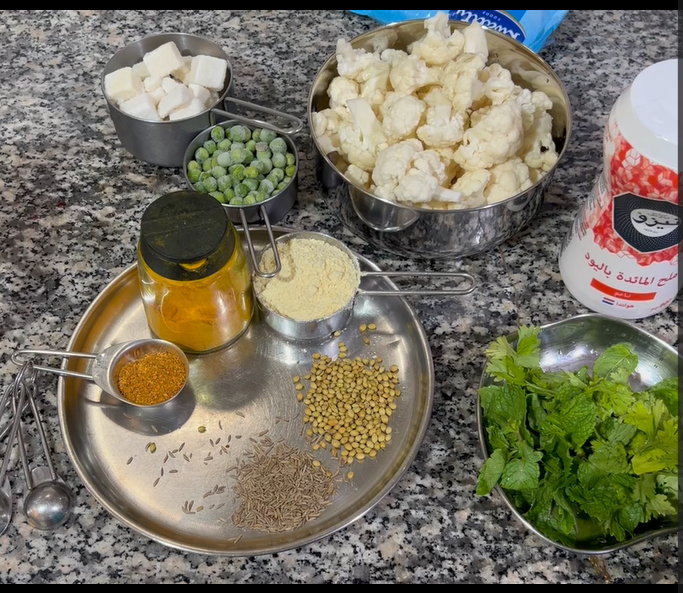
[349, 188, 420, 233]
[238, 207, 282, 279]
[213, 97, 304, 137]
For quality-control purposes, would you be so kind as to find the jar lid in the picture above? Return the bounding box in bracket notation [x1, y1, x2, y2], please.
[619, 59, 678, 170]
[139, 191, 235, 281]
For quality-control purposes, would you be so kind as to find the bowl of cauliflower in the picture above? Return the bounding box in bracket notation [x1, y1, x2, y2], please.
[308, 12, 571, 259]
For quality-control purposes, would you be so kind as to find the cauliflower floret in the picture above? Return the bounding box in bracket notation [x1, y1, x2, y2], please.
[484, 157, 533, 203]
[328, 76, 359, 109]
[336, 39, 384, 83]
[440, 52, 487, 114]
[371, 139, 424, 196]
[416, 88, 466, 148]
[451, 169, 491, 208]
[463, 21, 489, 60]
[380, 48, 409, 66]
[518, 111, 558, 173]
[475, 63, 517, 108]
[408, 11, 465, 66]
[412, 149, 449, 185]
[346, 163, 371, 188]
[359, 60, 392, 109]
[394, 170, 439, 203]
[338, 97, 389, 172]
[510, 87, 554, 131]
[380, 92, 426, 143]
[312, 106, 351, 155]
[453, 101, 525, 171]
[388, 53, 440, 95]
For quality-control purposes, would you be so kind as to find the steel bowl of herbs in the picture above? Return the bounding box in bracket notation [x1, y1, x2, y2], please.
[475, 313, 680, 555]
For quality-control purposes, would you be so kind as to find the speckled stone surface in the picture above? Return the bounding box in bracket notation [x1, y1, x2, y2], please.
[0, 10, 679, 584]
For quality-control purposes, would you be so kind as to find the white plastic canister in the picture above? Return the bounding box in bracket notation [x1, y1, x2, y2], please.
[558, 59, 680, 319]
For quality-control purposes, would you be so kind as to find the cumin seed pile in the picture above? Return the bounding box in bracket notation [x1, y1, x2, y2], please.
[231, 442, 339, 533]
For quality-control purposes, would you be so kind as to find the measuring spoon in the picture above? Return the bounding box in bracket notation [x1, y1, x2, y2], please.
[0, 363, 33, 535]
[14, 380, 73, 531]
[11, 339, 189, 408]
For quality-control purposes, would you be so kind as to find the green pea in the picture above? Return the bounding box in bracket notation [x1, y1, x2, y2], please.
[229, 196, 244, 206]
[210, 126, 226, 143]
[285, 165, 296, 178]
[203, 177, 218, 192]
[187, 168, 201, 183]
[203, 140, 217, 155]
[217, 175, 234, 192]
[209, 191, 226, 203]
[234, 183, 250, 198]
[194, 147, 210, 163]
[218, 139, 232, 151]
[244, 166, 259, 179]
[193, 181, 207, 193]
[243, 178, 259, 191]
[285, 153, 296, 166]
[187, 160, 201, 172]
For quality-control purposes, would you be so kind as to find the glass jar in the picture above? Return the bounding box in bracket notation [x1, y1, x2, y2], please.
[137, 191, 253, 354]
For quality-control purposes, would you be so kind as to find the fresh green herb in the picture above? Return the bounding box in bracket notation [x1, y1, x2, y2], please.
[476, 326, 678, 547]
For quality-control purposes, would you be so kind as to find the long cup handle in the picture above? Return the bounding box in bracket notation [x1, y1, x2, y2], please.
[212, 97, 304, 137]
[10, 349, 96, 382]
[239, 207, 282, 279]
[360, 271, 476, 296]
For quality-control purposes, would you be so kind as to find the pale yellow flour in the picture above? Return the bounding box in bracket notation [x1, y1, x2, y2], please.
[254, 237, 360, 321]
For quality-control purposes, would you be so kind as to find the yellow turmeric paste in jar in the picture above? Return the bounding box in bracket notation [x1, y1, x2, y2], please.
[137, 191, 253, 354]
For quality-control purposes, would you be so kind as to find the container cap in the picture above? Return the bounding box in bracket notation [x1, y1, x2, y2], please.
[622, 59, 678, 170]
[139, 191, 235, 281]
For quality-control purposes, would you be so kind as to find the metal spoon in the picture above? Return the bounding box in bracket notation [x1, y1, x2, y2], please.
[10, 339, 189, 407]
[14, 379, 72, 531]
[0, 364, 32, 536]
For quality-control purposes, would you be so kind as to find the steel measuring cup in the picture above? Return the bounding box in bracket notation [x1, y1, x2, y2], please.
[11, 339, 189, 408]
[252, 231, 476, 340]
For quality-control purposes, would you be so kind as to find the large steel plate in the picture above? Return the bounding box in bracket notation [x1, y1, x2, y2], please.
[58, 226, 434, 556]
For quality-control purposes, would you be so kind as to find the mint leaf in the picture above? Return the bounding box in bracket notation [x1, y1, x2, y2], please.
[592, 343, 638, 384]
[479, 384, 527, 429]
[500, 448, 542, 491]
[476, 448, 507, 496]
[514, 325, 541, 369]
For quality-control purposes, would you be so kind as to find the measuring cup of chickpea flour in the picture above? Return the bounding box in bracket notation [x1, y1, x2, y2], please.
[252, 231, 476, 341]
[137, 190, 254, 354]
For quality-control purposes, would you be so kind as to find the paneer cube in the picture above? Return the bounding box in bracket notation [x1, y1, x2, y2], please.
[142, 41, 186, 79]
[161, 76, 182, 94]
[132, 60, 150, 80]
[157, 84, 192, 119]
[104, 67, 143, 104]
[143, 76, 162, 92]
[169, 98, 207, 121]
[148, 87, 167, 106]
[189, 83, 211, 107]
[172, 55, 193, 83]
[119, 93, 161, 121]
[185, 55, 228, 91]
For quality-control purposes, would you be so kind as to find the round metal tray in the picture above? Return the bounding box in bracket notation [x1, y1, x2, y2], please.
[57, 226, 434, 556]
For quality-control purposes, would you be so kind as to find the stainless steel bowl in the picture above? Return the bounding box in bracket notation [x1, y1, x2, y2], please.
[183, 117, 301, 278]
[308, 20, 572, 260]
[102, 33, 234, 168]
[477, 313, 681, 555]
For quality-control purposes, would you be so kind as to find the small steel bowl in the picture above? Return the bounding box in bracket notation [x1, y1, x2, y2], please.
[477, 313, 681, 554]
[308, 19, 572, 260]
[102, 32, 234, 168]
[183, 116, 302, 278]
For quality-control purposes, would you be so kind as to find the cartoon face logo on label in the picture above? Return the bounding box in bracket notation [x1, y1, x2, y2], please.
[613, 194, 681, 253]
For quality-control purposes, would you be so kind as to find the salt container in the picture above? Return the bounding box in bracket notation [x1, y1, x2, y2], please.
[558, 59, 680, 319]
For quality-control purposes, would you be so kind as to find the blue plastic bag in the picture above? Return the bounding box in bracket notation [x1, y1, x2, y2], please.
[349, 10, 568, 53]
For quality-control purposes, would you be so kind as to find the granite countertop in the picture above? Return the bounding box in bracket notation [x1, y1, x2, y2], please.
[0, 10, 678, 584]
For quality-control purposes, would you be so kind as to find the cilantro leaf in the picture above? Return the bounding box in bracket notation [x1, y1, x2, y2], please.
[642, 377, 678, 417]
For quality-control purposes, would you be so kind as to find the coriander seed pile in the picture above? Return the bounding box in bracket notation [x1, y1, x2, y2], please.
[296, 349, 400, 464]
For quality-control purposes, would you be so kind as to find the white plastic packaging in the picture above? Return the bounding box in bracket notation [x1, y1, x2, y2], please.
[558, 59, 680, 319]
